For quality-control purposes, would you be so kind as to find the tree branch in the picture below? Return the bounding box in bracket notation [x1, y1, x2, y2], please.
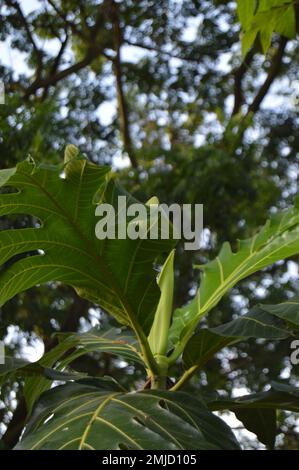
[7, 0, 43, 77]
[231, 47, 255, 116]
[123, 39, 202, 63]
[246, 36, 288, 116]
[22, 1, 108, 101]
[41, 33, 69, 101]
[50, 34, 69, 76]
[110, 0, 138, 169]
[23, 50, 98, 99]
[46, 0, 85, 39]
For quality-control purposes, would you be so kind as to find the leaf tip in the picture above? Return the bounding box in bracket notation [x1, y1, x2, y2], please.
[64, 144, 79, 164]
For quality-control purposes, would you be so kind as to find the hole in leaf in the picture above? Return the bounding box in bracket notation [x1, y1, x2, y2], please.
[1, 250, 45, 271]
[44, 413, 54, 424]
[132, 416, 146, 427]
[0, 214, 42, 230]
[158, 399, 170, 412]
[0, 186, 20, 194]
[118, 443, 130, 450]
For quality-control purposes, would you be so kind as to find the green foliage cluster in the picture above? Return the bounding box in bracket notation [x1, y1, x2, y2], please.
[0, 148, 299, 449]
[237, 0, 297, 55]
[0, 0, 298, 450]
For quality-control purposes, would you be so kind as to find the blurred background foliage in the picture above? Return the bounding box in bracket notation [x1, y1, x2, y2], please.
[0, 0, 298, 449]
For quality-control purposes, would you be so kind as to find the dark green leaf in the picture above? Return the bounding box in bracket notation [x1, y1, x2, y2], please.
[234, 408, 276, 449]
[210, 307, 290, 340]
[182, 307, 291, 369]
[16, 383, 240, 450]
[0, 155, 174, 335]
[207, 382, 299, 448]
[208, 382, 299, 419]
[260, 295, 299, 326]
